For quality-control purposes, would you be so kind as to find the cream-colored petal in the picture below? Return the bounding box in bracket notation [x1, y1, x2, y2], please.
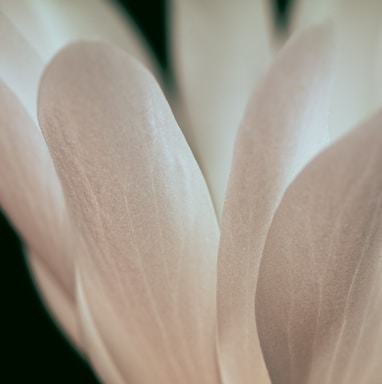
[291, 0, 338, 30]
[0, 81, 73, 298]
[27, 250, 80, 349]
[39, 41, 220, 384]
[75, 269, 128, 384]
[0, 12, 43, 122]
[292, 0, 382, 140]
[217, 24, 334, 384]
[256, 108, 382, 383]
[0, 0, 157, 74]
[171, 0, 273, 217]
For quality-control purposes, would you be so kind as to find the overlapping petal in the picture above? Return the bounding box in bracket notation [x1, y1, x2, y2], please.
[38, 41, 220, 384]
[256, 108, 382, 383]
[216, 23, 334, 384]
[0, 0, 156, 74]
[171, 0, 273, 216]
[292, 0, 382, 139]
[0, 13, 43, 121]
[0, 81, 77, 342]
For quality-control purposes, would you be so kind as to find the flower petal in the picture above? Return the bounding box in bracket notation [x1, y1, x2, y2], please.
[0, 82, 77, 344]
[292, 0, 382, 139]
[216, 23, 334, 384]
[0, 0, 156, 73]
[38, 41, 220, 384]
[0, 12, 43, 122]
[27, 250, 80, 348]
[256, 109, 382, 383]
[171, 0, 273, 216]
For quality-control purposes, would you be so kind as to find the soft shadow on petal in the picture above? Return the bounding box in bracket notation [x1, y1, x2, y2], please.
[256, 108, 382, 383]
[0, 0, 157, 75]
[38, 41, 220, 384]
[0, 12, 43, 122]
[27, 249, 80, 348]
[217, 23, 334, 384]
[171, 0, 273, 217]
[292, 0, 382, 140]
[0, 82, 78, 345]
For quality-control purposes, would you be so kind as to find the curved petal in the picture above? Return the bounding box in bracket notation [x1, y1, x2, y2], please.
[38, 41, 220, 384]
[171, 0, 273, 217]
[292, 0, 382, 139]
[217, 23, 334, 384]
[0, 12, 43, 122]
[0, 0, 157, 74]
[0, 81, 73, 301]
[256, 108, 382, 383]
[27, 249, 80, 348]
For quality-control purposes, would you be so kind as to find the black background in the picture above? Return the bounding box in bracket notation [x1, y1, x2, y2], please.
[1, 0, 291, 382]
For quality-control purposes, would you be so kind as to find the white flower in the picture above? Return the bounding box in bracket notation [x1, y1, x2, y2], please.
[1, 0, 382, 383]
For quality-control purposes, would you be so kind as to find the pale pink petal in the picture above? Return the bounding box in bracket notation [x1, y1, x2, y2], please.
[0, 12, 43, 122]
[0, 82, 75, 336]
[292, 0, 382, 140]
[0, 0, 157, 74]
[171, 0, 273, 216]
[256, 108, 382, 383]
[217, 24, 334, 384]
[38, 41, 220, 384]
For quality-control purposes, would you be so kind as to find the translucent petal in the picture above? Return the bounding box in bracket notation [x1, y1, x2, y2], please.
[0, 12, 43, 122]
[256, 108, 382, 383]
[171, 0, 273, 217]
[292, 0, 382, 139]
[39, 41, 220, 384]
[0, 0, 156, 73]
[217, 23, 334, 384]
[0, 81, 76, 343]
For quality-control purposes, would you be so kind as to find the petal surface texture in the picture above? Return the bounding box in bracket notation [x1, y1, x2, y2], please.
[256, 109, 382, 383]
[39, 41, 221, 384]
[171, 0, 272, 216]
[217, 24, 334, 384]
[292, 0, 382, 140]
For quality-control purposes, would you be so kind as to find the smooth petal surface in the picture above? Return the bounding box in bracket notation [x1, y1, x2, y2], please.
[171, 0, 272, 216]
[0, 82, 76, 341]
[27, 250, 80, 346]
[256, 109, 382, 383]
[0, 12, 43, 121]
[0, 0, 156, 74]
[39, 41, 220, 384]
[292, 0, 382, 139]
[217, 24, 334, 384]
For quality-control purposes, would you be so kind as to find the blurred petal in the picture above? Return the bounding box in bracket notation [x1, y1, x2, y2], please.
[291, 0, 338, 29]
[28, 250, 80, 347]
[256, 109, 382, 383]
[0, 12, 43, 122]
[39, 41, 220, 384]
[292, 0, 382, 139]
[0, 0, 157, 74]
[217, 24, 334, 384]
[0, 82, 77, 342]
[171, 0, 273, 216]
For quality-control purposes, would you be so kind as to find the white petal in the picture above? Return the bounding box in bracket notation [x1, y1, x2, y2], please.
[217, 23, 334, 384]
[39, 41, 220, 384]
[256, 108, 382, 383]
[171, 0, 273, 217]
[292, 0, 382, 139]
[0, 12, 43, 122]
[0, 0, 157, 73]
